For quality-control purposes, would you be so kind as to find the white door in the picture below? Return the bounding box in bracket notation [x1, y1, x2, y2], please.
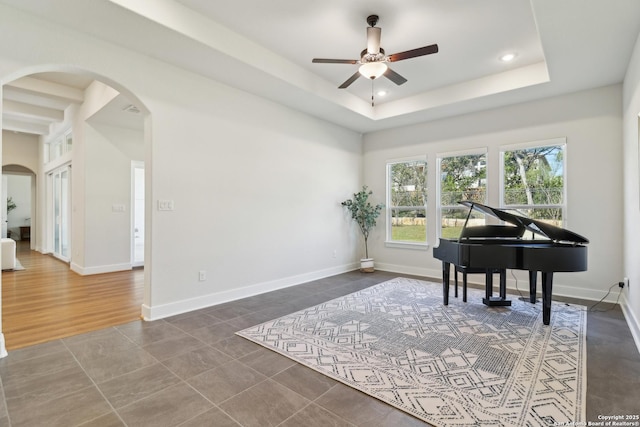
[132, 162, 144, 267]
[50, 165, 71, 261]
[2, 175, 7, 238]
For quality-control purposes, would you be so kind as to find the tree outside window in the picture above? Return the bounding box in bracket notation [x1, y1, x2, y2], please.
[439, 152, 487, 238]
[387, 160, 427, 243]
[502, 143, 565, 229]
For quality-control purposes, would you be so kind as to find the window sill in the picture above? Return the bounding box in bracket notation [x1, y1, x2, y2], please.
[385, 241, 430, 251]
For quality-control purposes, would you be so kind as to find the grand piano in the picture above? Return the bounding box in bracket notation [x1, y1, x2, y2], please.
[433, 201, 588, 325]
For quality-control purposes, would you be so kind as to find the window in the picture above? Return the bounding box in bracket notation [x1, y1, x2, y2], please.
[501, 139, 566, 231]
[51, 137, 63, 160]
[46, 130, 73, 163]
[438, 150, 487, 239]
[44, 143, 50, 164]
[386, 159, 427, 245]
[65, 132, 73, 152]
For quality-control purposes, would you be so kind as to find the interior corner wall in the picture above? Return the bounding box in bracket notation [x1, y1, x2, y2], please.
[622, 31, 640, 350]
[0, 5, 363, 320]
[69, 81, 121, 274]
[363, 84, 624, 303]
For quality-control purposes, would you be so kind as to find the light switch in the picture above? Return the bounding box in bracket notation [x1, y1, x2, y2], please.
[157, 200, 175, 211]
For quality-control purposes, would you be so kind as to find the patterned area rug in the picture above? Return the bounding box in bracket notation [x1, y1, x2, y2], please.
[237, 277, 587, 426]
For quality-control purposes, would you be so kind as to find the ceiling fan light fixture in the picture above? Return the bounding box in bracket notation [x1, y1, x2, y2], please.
[359, 61, 388, 79]
[312, 14, 438, 89]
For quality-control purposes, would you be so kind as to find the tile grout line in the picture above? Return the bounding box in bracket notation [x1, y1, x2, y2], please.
[60, 333, 129, 427]
[0, 365, 13, 427]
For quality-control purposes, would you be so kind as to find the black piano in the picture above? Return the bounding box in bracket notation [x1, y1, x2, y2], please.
[433, 201, 588, 325]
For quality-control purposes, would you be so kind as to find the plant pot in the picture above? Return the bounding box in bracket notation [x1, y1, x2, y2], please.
[360, 258, 375, 273]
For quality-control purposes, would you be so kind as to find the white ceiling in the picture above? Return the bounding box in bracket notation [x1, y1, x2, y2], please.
[2, 73, 143, 136]
[2, 0, 640, 135]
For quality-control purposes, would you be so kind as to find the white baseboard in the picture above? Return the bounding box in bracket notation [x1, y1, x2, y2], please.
[0, 333, 7, 359]
[375, 262, 625, 304]
[70, 262, 132, 276]
[142, 262, 358, 321]
[374, 262, 440, 280]
[620, 293, 640, 355]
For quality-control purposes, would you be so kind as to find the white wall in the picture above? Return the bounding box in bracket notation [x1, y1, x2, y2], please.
[364, 84, 624, 302]
[2, 130, 39, 172]
[0, 5, 362, 324]
[622, 31, 640, 350]
[144, 81, 362, 311]
[80, 122, 143, 273]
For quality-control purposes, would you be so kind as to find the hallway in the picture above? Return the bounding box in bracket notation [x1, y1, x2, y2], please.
[1, 241, 144, 350]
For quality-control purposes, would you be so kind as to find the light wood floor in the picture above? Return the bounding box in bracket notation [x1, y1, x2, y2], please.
[1, 241, 144, 350]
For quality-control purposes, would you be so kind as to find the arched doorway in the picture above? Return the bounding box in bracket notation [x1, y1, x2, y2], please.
[1, 66, 152, 353]
[2, 165, 35, 248]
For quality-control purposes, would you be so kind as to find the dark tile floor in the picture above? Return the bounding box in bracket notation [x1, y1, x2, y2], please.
[0, 271, 638, 426]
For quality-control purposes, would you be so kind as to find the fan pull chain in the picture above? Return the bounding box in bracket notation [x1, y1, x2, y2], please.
[371, 79, 375, 107]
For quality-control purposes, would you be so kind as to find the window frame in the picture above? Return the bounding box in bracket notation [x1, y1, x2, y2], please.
[385, 156, 428, 250]
[436, 148, 488, 239]
[45, 129, 73, 165]
[499, 137, 567, 227]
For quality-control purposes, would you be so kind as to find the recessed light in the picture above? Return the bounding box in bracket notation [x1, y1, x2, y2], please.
[377, 90, 388, 97]
[500, 53, 517, 63]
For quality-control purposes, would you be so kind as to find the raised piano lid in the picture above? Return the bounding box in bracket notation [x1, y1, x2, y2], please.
[460, 201, 589, 244]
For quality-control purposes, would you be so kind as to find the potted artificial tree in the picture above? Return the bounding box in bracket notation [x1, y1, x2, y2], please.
[341, 186, 384, 272]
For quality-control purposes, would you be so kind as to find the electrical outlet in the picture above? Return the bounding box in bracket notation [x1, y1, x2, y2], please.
[199, 270, 206, 281]
[624, 277, 630, 288]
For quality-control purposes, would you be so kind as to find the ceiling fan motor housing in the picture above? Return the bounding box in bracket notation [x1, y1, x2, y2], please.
[360, 48, 385, 63]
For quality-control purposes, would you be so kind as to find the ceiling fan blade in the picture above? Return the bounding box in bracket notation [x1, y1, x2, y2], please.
[338, 72, 361, 89]
[384, 67, 407, 86]
[367, 27, 381, 54]
[312, 58, 358, 64]
[387, 44, 439, 62]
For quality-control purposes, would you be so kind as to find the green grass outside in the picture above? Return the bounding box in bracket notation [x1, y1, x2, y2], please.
[442, 227, 463, 239]
[392, 225, 426, 242]
[391, 225, 463, 242]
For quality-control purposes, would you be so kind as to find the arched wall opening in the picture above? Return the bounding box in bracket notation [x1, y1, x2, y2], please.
[0, 64, 152, 354]
[2, 164, 36, 248]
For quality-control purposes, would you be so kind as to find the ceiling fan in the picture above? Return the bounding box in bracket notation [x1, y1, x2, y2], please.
[312, 14, 439, 90]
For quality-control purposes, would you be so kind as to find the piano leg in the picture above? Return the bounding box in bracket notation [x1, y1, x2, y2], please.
[499, 269, 507, 299]
[541, 272, 553, 325]
[482, 269, 512, 307]
[485, 270, 492, 301]
[454, 268, 459, 298]
[462, 271, 468, 302]
[529, 271, 538, 303]
[442, 262, 450, 305]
